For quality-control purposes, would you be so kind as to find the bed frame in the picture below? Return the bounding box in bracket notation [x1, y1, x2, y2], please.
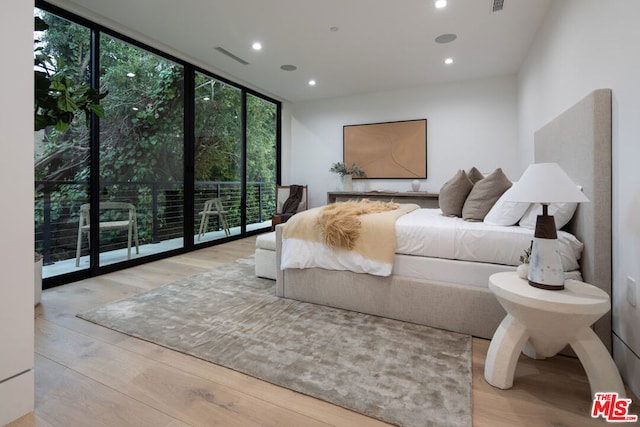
[276, 89, 612, 350]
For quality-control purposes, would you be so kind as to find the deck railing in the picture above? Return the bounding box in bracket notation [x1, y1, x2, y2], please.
[35, 180, 276, 265]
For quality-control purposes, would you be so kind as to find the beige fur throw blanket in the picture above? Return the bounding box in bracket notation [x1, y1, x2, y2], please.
[281, 200, 419, 276]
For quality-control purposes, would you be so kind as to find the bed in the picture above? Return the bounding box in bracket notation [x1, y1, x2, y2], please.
[275, 88, 612, 350]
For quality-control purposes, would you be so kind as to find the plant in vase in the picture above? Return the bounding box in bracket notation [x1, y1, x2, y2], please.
[517, 240, 533, 279]
[329, 162, 366, 191]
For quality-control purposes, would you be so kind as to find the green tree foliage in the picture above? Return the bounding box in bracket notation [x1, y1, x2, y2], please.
[99, 33, 184, 183]
[246, 94, 277, 222]
[194, 75, 241, 182]
[34, 13, 94, 184]
[193, 79, 278, 225]
[34, 16, 106, 133]
[35, 8, 277, 262]
[247, 94, 277, 183]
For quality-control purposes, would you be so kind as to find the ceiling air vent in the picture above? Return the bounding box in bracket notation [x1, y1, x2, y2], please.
[214, 46, 249, 65]
[491, 0, 504, 12]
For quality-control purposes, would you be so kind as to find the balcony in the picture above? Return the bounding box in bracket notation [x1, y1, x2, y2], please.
[36, 180, 276, 279]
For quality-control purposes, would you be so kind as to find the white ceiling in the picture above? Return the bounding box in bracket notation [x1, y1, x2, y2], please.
[53, 0, 551, 103]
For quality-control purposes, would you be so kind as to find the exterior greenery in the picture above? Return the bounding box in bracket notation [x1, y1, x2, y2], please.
[34, 5, 278, 281]
[34, 16, 105, 132]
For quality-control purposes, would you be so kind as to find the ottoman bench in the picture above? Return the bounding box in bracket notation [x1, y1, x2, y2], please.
[255, 231, 277, 280]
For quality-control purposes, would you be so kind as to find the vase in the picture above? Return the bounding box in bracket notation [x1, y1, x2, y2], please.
[517, 263, 529, 279]
[411, 180, 421, 191]
[343, 174, 353, 191]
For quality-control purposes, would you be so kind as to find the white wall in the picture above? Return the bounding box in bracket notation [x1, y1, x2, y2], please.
[283, 75, 519, 208]
[518, 0, 640, 397]
[0, 0, 35, 424]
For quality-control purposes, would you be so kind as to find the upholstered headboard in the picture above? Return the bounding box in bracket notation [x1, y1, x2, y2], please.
[534, 88, 612, 351]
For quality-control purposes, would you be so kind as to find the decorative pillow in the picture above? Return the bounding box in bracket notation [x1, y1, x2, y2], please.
[439, 170, 474, 217]
[483, 183, 531, 226]
[462, 168, 512, 221]
[518, 201, 578, 230]
[467, 167, 484, 184]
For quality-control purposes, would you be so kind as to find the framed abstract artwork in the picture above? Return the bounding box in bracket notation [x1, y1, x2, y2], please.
[343, 119, 427, 179]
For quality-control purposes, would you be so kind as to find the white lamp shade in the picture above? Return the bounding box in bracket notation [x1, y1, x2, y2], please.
[506, 163, 589, 204]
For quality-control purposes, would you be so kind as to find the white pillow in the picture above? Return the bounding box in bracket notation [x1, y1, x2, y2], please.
[518, 202, 578, 230]
[483, 184, 531, 226]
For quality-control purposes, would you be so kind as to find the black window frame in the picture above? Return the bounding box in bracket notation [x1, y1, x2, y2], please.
[36, 0, 281, 289]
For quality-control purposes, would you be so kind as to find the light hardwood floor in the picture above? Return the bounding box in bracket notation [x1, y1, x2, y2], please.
[10, 236, 638, 426]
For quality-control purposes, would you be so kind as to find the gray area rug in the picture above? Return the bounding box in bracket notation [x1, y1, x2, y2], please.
[79, 257, 471, 426]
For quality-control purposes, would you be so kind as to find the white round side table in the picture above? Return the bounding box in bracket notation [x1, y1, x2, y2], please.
[484, 271, 625, 398]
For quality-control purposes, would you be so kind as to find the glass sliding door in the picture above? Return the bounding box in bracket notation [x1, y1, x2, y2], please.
[35, 3, 280, 286]
[193, 73, 242, 243]
[97, 34, 185, 266]
[246, 94, 277, 231]
[34, 9, 92, 277]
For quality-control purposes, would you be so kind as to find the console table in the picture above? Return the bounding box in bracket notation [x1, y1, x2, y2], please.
[327, 191, 439, 208]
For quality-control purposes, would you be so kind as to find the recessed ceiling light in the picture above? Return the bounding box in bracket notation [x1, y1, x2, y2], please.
[280, 64, 297, 71]
[435, 33, 457, 44]
[435, 0, 447, 9]
[308, 80, 317, 86]
[126, 72, 135, 77]
[444, 57, 454, 65]
[252, 42, 262, 51]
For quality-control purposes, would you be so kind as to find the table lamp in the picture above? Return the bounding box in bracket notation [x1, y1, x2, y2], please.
[507, 163, 589, 290]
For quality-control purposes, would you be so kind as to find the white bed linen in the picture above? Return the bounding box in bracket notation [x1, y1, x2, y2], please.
[395, 209, 582, 271]
[392, 253, 582, 289]
[281, 238, 392, 276]
[281, 208, 583, 276]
